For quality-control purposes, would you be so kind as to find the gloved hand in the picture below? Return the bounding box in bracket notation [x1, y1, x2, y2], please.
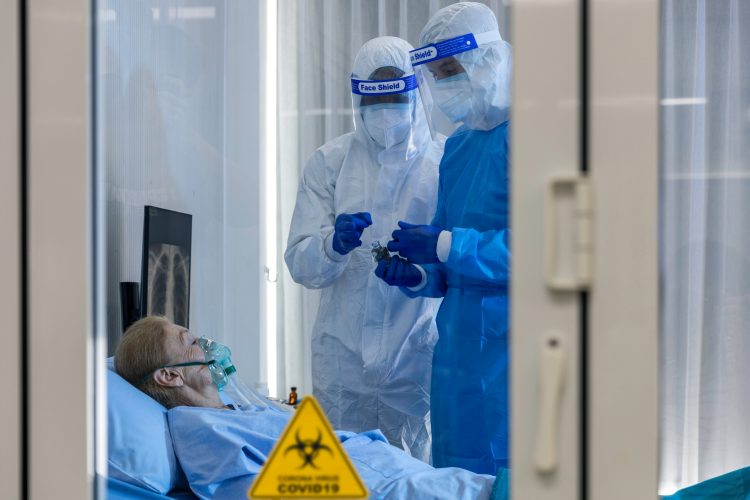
[374, 255, 422, 288]
[387, 221, 442, 264]
[332, 212, 373, 255]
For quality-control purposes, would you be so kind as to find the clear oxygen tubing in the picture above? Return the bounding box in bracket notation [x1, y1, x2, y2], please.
[199, 336, 292, 412]
[222, 363, 292, 413]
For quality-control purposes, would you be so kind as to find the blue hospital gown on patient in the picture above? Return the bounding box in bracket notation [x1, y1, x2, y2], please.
[404, 121, 511, 474]
[167, 406, 499, 499]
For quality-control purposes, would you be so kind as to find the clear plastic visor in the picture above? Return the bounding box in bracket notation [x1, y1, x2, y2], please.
[410, 31, 501, 137]
[351, 71, 421, 155]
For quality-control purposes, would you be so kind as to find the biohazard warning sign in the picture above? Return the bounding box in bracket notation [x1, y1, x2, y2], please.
[248, 396, 368, 499]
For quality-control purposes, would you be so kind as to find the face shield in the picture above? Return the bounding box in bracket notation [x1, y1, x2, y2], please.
[351, 66, 423, 161]
[410, 31, 503, 136]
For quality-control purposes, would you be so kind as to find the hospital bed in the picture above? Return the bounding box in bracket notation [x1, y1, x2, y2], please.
[107, 357, 750, 499]
[105, 356, 502, 499]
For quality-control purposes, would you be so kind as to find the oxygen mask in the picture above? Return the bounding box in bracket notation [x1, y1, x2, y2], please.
[198, 336, 234, 390]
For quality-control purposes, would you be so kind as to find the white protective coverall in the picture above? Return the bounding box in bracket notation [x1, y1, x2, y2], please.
[284, 36, 443, 462]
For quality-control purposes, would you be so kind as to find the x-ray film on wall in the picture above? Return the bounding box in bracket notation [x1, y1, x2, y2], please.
[141, 206, 192, 327]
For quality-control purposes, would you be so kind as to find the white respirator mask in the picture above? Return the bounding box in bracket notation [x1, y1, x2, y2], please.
[362, 103, 412, 149]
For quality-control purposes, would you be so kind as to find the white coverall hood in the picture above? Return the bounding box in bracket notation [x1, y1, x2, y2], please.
[419, 2, 512, 131]
[351, 36, 431, 164]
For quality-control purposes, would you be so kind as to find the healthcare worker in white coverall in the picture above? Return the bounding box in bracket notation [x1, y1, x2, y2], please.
[284, 36, 444, 462]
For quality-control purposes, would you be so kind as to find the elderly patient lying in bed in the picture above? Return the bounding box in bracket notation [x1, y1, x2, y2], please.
[115, 316, 508, 500]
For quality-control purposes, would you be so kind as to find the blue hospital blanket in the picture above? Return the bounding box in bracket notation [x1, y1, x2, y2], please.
[662, 467, 750, 500]
[167, 406, 498, 499]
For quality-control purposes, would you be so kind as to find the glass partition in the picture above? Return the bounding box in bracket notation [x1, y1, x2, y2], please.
[97, 1, 513, 497]
[659, 0, 750, 494]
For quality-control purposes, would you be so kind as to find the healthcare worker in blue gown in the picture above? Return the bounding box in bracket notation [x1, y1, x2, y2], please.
[374, 2, 512, 475]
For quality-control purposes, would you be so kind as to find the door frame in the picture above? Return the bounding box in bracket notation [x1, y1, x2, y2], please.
[511, 0, 583, 498]
[0, 1, 22, 498]
[588, 0, 660, 498]
[26, 0, 98, 497]
[512, 0, 660, 498]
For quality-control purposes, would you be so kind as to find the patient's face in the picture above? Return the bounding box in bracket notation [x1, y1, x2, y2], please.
[163, 322, 214, 390]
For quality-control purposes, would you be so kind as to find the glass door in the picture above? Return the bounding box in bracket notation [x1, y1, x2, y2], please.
[582, 1, 750, 499]
[513, 0, 664, 497]
[588, 0, 660, 498]
[511, 0, 586, 498]
[659, 0, 750, 496]
[25, 0, 96, 498]
[93, 0, 515, 497]
[23, 0, 715, 497]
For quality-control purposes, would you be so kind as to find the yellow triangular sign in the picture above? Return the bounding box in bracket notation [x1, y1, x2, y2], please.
[249, 396, 368, 499]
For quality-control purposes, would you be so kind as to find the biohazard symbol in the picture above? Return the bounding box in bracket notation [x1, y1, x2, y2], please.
[248, 396, 368, 498]
[284, 429, 332, 469]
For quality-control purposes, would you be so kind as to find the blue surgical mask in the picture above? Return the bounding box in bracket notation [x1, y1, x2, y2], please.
[432, 73, 473, 123]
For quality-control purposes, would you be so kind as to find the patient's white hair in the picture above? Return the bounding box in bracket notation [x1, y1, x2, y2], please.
[115, 316, 185, 409]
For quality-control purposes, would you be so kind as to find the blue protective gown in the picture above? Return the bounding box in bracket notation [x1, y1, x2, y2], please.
[405, 120, 510, 474]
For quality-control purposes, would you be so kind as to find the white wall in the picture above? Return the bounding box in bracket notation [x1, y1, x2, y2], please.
[98, 0, 265, 387]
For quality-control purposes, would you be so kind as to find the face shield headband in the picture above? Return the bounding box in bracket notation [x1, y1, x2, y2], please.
[350, 74, 417, 102]
[350, 74, 421, 154]
[409, 31, 502, 67]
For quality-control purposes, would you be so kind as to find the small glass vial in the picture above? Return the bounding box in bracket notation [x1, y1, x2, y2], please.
[288, 386, 298, 406]
[371, 241, 391, 264]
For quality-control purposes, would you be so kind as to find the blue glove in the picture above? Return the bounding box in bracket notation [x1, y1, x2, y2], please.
[387, 221, 442, 264]
[332, 212, 372, 255]
[374, 255, 422, 288]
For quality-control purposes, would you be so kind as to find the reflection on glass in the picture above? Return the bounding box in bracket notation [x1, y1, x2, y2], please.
[659, 0, 750, 495]
[98, 1, 267, 497]
[99, 0, 512, 498]
[281, 0, 512, 479]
